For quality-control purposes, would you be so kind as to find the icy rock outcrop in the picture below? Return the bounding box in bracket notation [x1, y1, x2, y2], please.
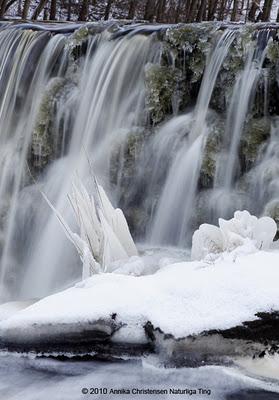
[191, 210, 277, 261]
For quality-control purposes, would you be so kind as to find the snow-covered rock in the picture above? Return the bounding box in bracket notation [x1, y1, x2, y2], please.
[0, 301, 37, 322]
[1, 249, 279, 352]
[191, 210, 277, 261]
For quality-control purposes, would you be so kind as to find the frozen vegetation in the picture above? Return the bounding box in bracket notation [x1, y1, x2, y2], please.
[191, 210, 277, 261]
[44, 177, 138, 279]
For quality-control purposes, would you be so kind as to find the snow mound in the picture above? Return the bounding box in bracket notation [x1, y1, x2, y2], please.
[0, 301, 37, 322]
[192, 210, 277, 261]
[1, 250, 279, 343]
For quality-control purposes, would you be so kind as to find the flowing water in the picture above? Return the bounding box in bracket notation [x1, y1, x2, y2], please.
[0, 21, 278, 400]
[150, 29, 235, 245]
[0, 22, 276, 302]
[1, 354, 279, 400]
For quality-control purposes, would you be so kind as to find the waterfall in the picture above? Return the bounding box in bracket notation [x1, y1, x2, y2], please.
[0, 25, 162, 300]
[0, 22, 277, 301]
[221, 42, 268, 189]
[0, 28, 70, 300]
[149, 29, 235, 246]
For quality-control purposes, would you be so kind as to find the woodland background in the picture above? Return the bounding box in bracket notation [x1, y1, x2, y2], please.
[0, 0, 278, 26]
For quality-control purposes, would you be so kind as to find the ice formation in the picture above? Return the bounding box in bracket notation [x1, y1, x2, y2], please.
[191, 210, 277, 261]
[44, 177, 138, 278]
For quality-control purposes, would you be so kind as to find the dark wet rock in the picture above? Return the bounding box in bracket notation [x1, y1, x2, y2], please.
[240, 117, 271, 172]
[144, 322, 263, 368]
[227, 390, 279, 400]
[0, 317, 154, 359]
[208, 312, 279, 344]
[145, 64, 182, 124]
[2, 311, 279, 364]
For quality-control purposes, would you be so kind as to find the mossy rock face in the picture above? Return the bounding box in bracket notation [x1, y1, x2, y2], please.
[30, 77, 75, 174]
[266, 40, 279, 63]
[70, 26, 90, 60]
[162, 24, 212, 110]
[240, 118, 271, 172]
[145, 64, 182, 124]
[199, 116, 225, 189]
[210, 28, 254, 113]
[109, 128, 150, 238]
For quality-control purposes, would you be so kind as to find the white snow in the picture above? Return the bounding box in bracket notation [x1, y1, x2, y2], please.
[191, 210, 277, 261]
[1, 247, 279, 343]
[0, 301, 37, 322]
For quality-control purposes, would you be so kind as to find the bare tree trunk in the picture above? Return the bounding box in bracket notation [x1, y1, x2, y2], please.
[196, 0, 207, 21]
[208, 0, 218, 19]
[174, 0, 182, 22]
[248, 0, 259, 21]
[277, 6, 279, 22]
[49, 0, 56, 19]
[231, 0, 239, 20]
[32, 0, 48, 20]
[22, 0, 30, 18]
[245, 0, 250, 21]
[0, 0, 7, 17]
[128, 0, 137, 19]
[184, 0, 191, 21]
[144, 0, 154, 21]
[187, 0, 198, 22]
[156, 0, 166, 22]
[67, 0, 71, 20]
[78, 0, 88, 20]
[104, 0, 113, 20]
[261, 0, 273, 21]
[43, 7, 48, 19]
[218, 0, 227, 20]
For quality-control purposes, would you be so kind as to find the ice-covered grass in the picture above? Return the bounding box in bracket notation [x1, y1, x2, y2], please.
[43, 176, 138, 279]
[192, 210, 277, 261]
[1, 246, 279, 343]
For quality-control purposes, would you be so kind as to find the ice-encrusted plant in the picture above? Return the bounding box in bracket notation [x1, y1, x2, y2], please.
[43, 175, 138, 279]
[191, 210, 277, 261]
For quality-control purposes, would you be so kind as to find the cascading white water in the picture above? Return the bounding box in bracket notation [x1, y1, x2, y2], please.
[0, 28, 70, 299]
[0, 23, 277, 301]
[149, 29, 235, 245]
[221, 44, 268, 189]
[12, 28, 161, 299]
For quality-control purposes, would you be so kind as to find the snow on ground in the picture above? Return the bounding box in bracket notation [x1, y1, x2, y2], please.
[1, 246, 279, 344]
[0, 301, 37, 322]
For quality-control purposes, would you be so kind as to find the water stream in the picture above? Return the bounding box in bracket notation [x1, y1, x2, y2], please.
[0, 22, 276, 303]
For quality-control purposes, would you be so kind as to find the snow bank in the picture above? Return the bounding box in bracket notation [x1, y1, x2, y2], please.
[0, 301, 37, 322]
[1, 249, 279, 343]
[191, 210, 277, 261]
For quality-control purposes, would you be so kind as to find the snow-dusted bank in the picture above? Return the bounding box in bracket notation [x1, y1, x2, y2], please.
[0, 207, 279, 367]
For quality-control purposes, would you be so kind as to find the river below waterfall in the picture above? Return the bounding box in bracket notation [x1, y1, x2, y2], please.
[1, 354, 279, 400]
